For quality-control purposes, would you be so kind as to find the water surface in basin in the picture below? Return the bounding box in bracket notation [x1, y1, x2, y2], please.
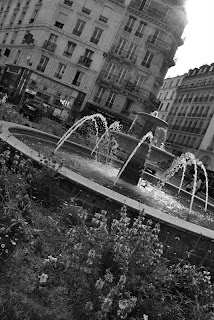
[17, 135, 214, 230]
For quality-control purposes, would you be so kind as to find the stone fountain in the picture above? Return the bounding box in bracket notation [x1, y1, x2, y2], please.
[111, 111, 174, 185]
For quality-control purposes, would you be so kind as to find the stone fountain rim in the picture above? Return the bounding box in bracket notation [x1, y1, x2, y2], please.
[134, 111, 169, 128]
[110, 129, 175, 158]
[0, 121, 214, 240]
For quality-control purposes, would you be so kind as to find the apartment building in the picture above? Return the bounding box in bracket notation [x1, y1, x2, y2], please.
[157, 74, 185, 121]
[85, 0, 187, 129]
[0, 0, 187, 124]
[166, 64, 214, 168]
[0, 0, 126, 120]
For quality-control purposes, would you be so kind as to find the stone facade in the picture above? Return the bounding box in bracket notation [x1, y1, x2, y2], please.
[166, 64, 214, 162]
[0, 0, 126, 118]
[157, 74, 185, 121]
[86, 0, 187, 126]
[0, 0, 187, 124]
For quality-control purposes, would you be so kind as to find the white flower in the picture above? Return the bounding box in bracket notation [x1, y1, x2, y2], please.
[88, 249, 96, 258]
[119, 299, 129, 310]
[38, 273, 48, 283]
[48, 255, 57, 262]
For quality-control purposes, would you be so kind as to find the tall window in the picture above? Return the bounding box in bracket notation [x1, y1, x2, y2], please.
[139, 0, 147, 11]
[55, 12, 68, 29]
[105, 92, 116, 108]
[82, 0, 93, 15]
[37, 55, 49, 72]
[30, 9, 38, 22]
[104, 62, 117, 80]
[150, 29, 161, 44]
[99, 5, 112, 23]
[90, 27, 103, 44]
[141, 50, 154, 68]
[135, 21, 147, 38]
[73, 19, 86, 36]
[13, 50, 22, 65]
[122, 98, 133, 111]
[2, 33, 8, 44]
[10, 31, 18, 44]
[72, 70, 84, 87]
[49, 33, 58, 43]
[94, 86, 106, 103]
[18, 11, 26, 23]
[124, 16, 136, 33]
[54, 62, 67, 79]
[115, 38, 127, 55]
[63, 41, 76, 57]
[9, 12, 17, 25]
[116, 67, 127, 85]
[134, 75, 145, 87]
[126, 43, 138, 61]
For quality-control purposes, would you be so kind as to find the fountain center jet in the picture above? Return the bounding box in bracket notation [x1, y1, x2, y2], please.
[111, 111, 174, 185]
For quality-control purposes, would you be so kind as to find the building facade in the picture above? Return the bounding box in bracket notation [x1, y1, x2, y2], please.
[166, 64, 214, 169]
[0, 0, 126, 119]
[0, 0, 187, 123]
[86, 0, 187, 128]
[157, 74, 185, 121]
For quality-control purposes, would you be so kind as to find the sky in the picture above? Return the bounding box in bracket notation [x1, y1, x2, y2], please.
[166, 0, 214, 78]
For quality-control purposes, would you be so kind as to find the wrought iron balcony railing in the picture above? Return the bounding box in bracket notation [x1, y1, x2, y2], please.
[42, 40, 57, 53]
[78, 56, 92, 68]
[110, 45, 137, 64]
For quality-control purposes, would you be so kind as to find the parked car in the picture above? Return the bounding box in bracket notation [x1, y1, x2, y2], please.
[19, 99, 44, 122]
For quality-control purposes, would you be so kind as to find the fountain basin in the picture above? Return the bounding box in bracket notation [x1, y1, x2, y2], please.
[111, 130, 174, 184]
[0, 121, 214, 277]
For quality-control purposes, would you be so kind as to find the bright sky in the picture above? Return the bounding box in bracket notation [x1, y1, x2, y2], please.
[166, 0, 214, 78]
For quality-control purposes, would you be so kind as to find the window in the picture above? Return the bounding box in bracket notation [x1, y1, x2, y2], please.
[150, 29, 161, 44]
[79, 48, 94, 67]
[139, 0, 147, 11]
[115, 38, 127, 55]
[49, 33, 58, 43]
[30, 9, 38, 22]
[72, 70, 84, 87]
[10, 12, 17, 25]
[73, 19, 86, 36]
[55, 12, 67, 29]
[116, 67, 127, 85]
[54, 62, 67, 79]
[122, 98, 133, 112]
[63, 41, 76, 57]
[19, 11, 26, 23]
[82, 0, 93, 15]
[2, 33, 8, 44]
[94, 86, 106, 103]
[13, 50, 22, 65]
[63, 0, 73, 6]
[104, 62, 117, 80]
[134, 75, 145, 87]
[99, 5, 112, 23]
[90, 27, 103, 44]
[135, 21, 147, 38]
[36, 55, 49, 72]
[124, 16, 136, 33]
[10, 31, 18, 44]
[105, 92, 116, 108]
[141, 50, 154, 68]
[126, 43, 138, 61]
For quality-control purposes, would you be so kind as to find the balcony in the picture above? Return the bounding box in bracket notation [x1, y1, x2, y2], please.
[129, 3, 167, 23]
[36, 65, 45, 72]
[98, 72, 161, 111]
[42, 40, 57, 53]
[78, 56, 92, 68]
[109, 45, 137, 64]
